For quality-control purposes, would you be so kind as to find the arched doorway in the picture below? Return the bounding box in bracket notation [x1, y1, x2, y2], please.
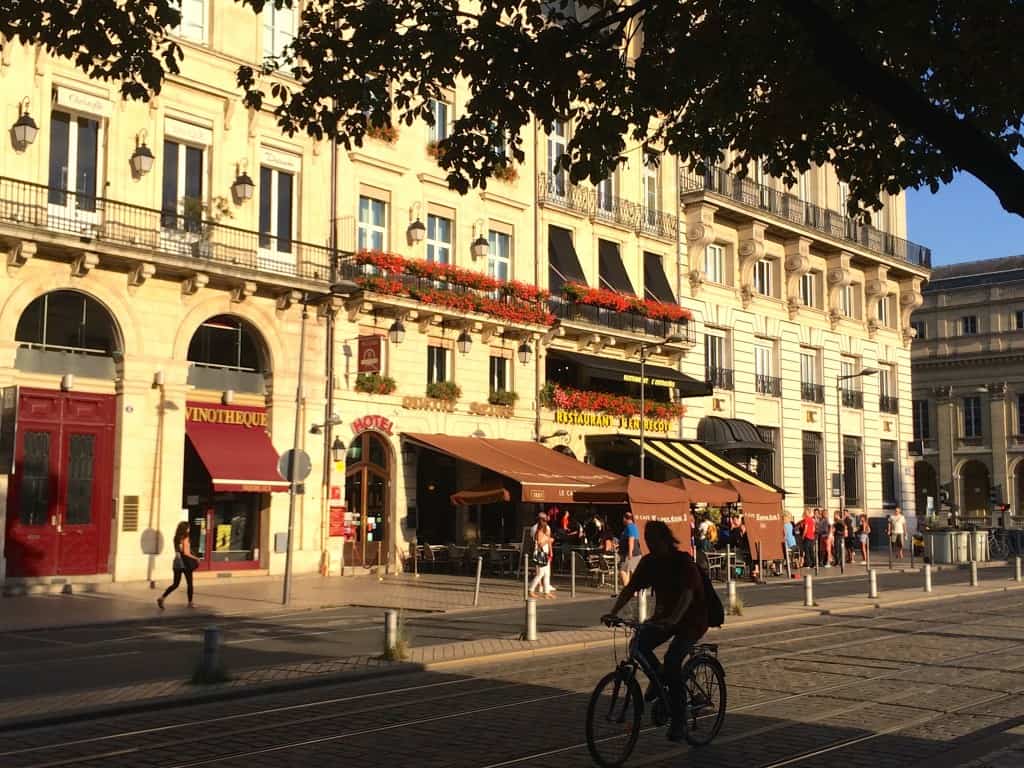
[959, 460, 990, 518]
[181, 315, 276, 571]
[914, 461, 938, 519]
[346, 432, 391, 567]
[6, 291, 119, 577]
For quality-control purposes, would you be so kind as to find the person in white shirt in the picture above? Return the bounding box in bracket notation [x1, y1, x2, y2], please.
[887, 507, 907, 560]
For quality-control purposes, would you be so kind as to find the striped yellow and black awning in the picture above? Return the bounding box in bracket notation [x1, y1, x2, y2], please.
[634, 438, 786, 495]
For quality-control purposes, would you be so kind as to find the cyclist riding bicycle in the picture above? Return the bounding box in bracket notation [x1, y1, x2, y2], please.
[601, 520, 708, 743]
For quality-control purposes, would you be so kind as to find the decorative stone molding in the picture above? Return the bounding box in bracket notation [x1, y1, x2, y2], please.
[933, 385, 953, 402]
[688, 269, 705, 296]
[317, 295, 345, 319]
[7, 239, 36, 273]
[783, 237, 812, 319]
[71, 251, 99, 277]
[864, 265, 890, 326]
[182, 272, 209, 296]
[230, 281, 257, 303]
[989, 382, 1007, 401]
[737, 221, 767, 308]
[276, 290, 302, 311]
[224, 98, 237, 131]
[683, 202, 717, 296]
[898, 277, 925, 347]
[826, 252, 853, 318]
[247, 106, 259, 139]
[128, 262, 156, 288]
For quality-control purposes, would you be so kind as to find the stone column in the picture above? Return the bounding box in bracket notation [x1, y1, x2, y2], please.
[989, 382, 1009, 525]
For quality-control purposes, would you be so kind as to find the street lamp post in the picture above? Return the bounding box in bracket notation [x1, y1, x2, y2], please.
[638, 334, 682, 479]
[836, 368, 877, 528]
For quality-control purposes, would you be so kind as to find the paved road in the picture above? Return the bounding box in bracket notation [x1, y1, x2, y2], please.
[0, 564, 1014, 715]
[4, 590, 1024, 768]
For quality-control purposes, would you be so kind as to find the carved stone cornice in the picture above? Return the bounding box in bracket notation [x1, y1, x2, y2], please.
[71, 251, 99, 277]
[783, 237, 812, 318]
[683, 202, 717, 297]
[826, 252, 853, 317]
[899, 276, 925, 348]
[737, 221, 767, 309]
[7, 239, 36, 274]
[864, 264, 890, 325]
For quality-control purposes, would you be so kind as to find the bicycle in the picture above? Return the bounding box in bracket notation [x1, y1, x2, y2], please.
[585, 616, 726, 767]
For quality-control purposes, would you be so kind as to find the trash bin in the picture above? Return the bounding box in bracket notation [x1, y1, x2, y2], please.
[924, 530, 954, 564]
[969, 530, 989, 561]
[951, 531, 970, 563]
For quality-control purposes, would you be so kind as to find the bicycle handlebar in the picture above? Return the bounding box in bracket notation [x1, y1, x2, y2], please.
[601, 615, 640, 630]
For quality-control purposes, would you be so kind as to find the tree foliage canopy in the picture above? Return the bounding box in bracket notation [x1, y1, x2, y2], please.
[3, 0, 1023, 219]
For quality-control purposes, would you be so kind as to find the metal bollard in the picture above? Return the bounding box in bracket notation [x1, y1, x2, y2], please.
[728, 580, 737, 613]
[868, 568, 878, 599]
[473, 556, 483, 607]
[814, 542, 819, 576]
[1016, 557, 1022, 583]
[924, 563, 932, 592]
[197, 626, 222, 682]
[804, 574, 814, 606]
[340, 538, 346, 577]
[726, 544, 732, 584]
[377, 541, 384, 580]
[637, 589, 649, 623]
[839, 538, 845, 575]
[888, 541, 894, 571]
[523, 553, 530, 600]
[971, 560, 979, 587]
[413, 544, 419, 578]
[613, 550, 620, 595]
[865, 545, 871, 573]
[525, 597, 537, 641]
[571, 553, 577, 598]
[385, 609, 398, 653]
[910, 532, 915, 568]
[755, 541, 763, 583]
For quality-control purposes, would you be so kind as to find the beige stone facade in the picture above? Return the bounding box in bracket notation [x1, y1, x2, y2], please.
[0, 5, 930, 585]
[911, 256, 1024, 525]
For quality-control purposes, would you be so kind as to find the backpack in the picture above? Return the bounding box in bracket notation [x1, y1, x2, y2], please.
[700, 565, 725, 627]
[707, 524, 719, 544]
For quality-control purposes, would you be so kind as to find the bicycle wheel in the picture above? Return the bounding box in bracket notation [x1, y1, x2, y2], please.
[681, 656, 726, 746]
[585, 669, 643, 768]
[990, 536, 1009, 559]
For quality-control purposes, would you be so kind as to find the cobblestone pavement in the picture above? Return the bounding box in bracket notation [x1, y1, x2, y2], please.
[5, 592, 1024, 768]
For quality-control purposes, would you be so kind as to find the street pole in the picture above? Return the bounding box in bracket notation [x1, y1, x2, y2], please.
[837, 379, 844, 536]
[639, 347, 646, 479]
[283, 296, 309, 606]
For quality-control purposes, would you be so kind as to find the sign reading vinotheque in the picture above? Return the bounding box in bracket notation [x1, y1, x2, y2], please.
[185, 405, 269, 429]
[553, 409, 672, 434]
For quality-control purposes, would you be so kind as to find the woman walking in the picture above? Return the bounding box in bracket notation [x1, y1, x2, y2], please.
[529, 517, 555, 599]
[858, 514, 871, 563]
[158, 521, 199, 609]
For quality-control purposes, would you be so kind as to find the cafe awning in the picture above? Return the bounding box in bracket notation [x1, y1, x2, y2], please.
[549, 225, 587, 289]
[643, 251, 676, 304]
[636, 437, 786, 495]
[406, 433, 619, 504]
[598, 240, 635, 295]
[697, 416, 773, 454]
[186, 418, 289, 493]
[548, 349, 712, 398]
[574, 475, 693, 554]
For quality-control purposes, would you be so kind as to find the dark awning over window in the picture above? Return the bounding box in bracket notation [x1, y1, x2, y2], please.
[548, 350, 712, 398]
[643, 251, 676, 304]
[697, 416, 773, 453]
[549, 225, 587, 290]
[598, 239, 635, 295]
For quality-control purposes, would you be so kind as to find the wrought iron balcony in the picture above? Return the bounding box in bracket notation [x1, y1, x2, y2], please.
[908, 438, 935, 455]
[706, 366, 734, 391]
[0, 176, 337, 282]
[841, 388, 864, 409]
[879, 395, 900, 414]
[755, 374, 782, 397]
[801, 382, 825, 403]
[548, 295, 695, 343]
[679, 167, 932, 269]
[537, 173, 678, 241]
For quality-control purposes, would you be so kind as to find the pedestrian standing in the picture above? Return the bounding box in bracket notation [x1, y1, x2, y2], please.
[529, 517, 555, 599]
[801, 509, 817, 568]
[832, 512, 846, 565]
[158, 521, 199, 609]
[618, 511, 642, 587]
[858, 513, 871, 563]
[819, 509, 833, 568]
[844, 511, 856, 563]
[888, 507, 907, 560]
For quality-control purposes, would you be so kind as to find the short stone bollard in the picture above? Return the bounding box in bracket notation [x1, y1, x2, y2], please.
[970, 560, 979, 587]
[524, 597, 537, 641]
[385, 608, 398, 653]
[1016, 557, 1022, 583]
[728, 581, 737, 613]
[473, 555, 483, 607]
[924, 564, 932, 593]
[192, 626, 226, 684]
[637, 588, 649, 623]
[804, 574, 814, 607]
[868, 568, 878, 599]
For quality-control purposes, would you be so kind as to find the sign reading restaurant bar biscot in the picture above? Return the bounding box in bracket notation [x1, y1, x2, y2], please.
[554, 409, 672, 434]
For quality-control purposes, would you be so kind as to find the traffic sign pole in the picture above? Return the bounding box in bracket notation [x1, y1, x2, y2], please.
[283, 299, 310, 606]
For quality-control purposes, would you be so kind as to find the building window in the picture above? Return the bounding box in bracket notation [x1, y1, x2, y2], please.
[427, 345, 450, 385]
[705, 333, 730, 388]
[880, 439, 897, 508]
[547, 119, 568, 195]
[489, 355, 510, 394]
[428, 98, 450, 144]
[642, 154, 660, 216]
[48, 111, 101, 214]
[802, 431, 822, 506]
[754, 259, 773, 296]
[843, 435, 862, 507]
[487, 230, 511, 281]
[840, 284, 856, 317]
[258, 166, 294, 254]
[756, 427, 777, 485]
[357, 196, 388, 251]
[187, 316, 263, 372]
[704, 244, 725, 284]
[161, 140, 204, 231]
[962, 316, 978, 335]
[877, 296, 890, 326]
[911, 320, 926, 339]
[16, 291, 120, 356]
[963, 396, 983, 438]
[800, 272, 817, 308]
[596, 174, 615, 213]
[1018, 393, 1024, 436]
[912, 400, 930, 441]
[800, 350, 818, 386]
[426, 214, 452, 264]
[838, 180, 850, 213]
[174, 0, 207, 42]
[1016, 310, 1024, 330]
[879, 363, 894, 399]
[754, 344, 773, 378]
[263, 3, 296, 61]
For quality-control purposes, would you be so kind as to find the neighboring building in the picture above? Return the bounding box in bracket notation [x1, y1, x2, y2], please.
[0, 7, 930, 587]
[911, 256, 1024, 525]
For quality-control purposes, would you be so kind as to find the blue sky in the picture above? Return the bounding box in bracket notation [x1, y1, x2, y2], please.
[907, 172, 1024, 266]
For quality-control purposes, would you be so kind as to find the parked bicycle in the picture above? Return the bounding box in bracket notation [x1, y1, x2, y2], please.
[586, 616, 726, 767]
[988, 529, 1009, 559]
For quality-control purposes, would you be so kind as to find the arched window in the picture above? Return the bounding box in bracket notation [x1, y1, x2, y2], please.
[187, 315, 267, 393]
[16, 291, 120, 356]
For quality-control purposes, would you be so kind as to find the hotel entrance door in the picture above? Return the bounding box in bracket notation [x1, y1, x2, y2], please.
[345, 432, 390, 566]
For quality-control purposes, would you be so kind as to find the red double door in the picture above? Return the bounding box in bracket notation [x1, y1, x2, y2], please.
[5, 389, 115, 577]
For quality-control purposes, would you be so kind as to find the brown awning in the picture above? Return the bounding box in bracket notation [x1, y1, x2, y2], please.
[713, 479, 785, 558]
[406, 433, 619, 504]
[450, 479, 512, 506]
[574, 476, 693, 554]
[662, 477, 739, 506]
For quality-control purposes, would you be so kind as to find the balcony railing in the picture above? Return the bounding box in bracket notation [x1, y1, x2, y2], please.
[908, 438, 935, 455]
[549, 295, 695, 343]
[841, 388, 864, 409]
[0, 176, 336, 282]
[679, 167, 932, 268]
[755, 374, 782, 397]
[538, 173, 678, 241]
[801, 382, 825, 403]
[879, 395, 900, 414]
[706, 367, 734, 391]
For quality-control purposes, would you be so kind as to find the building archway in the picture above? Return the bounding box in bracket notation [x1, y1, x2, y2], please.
[914, 461, 938, 519]
[345, 432, 392, 567]
[14, 289, 122, 378]
[959, 460, 991, 518]
[186, 314, 269, 394]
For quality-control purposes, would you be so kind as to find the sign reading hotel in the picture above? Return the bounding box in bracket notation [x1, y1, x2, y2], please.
[351, 414, 394, 436]
[186, 405, 269, 429]
[554, 410, 672, 434]
[357, 336, 382, 374]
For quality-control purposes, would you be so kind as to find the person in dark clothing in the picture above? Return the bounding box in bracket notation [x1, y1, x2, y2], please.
[158, 521, 200, 609]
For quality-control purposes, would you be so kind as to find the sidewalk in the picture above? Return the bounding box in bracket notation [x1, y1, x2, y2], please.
[3, 576, 1023, 731]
